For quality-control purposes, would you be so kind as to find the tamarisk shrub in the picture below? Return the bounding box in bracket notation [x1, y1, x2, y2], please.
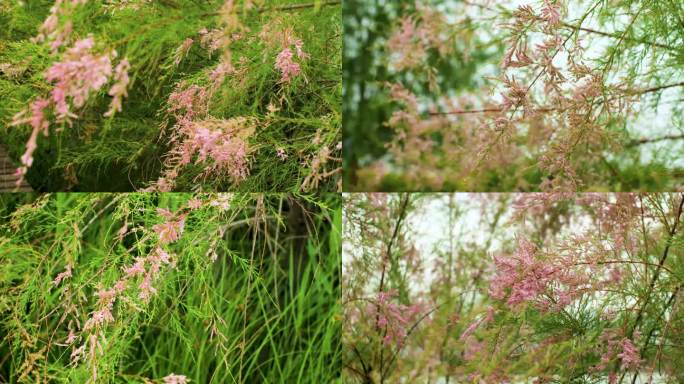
[0, 192, 341, 382]
[1, 0, 340, 191]
[344, 193, 684, 383]
[346, 0, 684, 191]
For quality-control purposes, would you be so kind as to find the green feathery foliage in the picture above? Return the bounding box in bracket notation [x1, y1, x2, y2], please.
[0, 192, 341, 383]
[0, 0, 341, 192]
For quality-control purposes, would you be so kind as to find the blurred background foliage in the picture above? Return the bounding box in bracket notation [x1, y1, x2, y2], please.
[343, 0, 494, 190]
[343, 0, 684, 192]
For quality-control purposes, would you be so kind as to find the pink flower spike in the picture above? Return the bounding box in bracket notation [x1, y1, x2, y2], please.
[52, 263, 73, 287]
[275, 47, 301, 83]
[104, 58, 130, 117]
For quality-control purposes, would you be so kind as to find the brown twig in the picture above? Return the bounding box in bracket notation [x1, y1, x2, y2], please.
[627, 133, 684, 147]
[203, 0, 340, 16]
[377, 193, 410, 384]
[560, 22, 677, 51]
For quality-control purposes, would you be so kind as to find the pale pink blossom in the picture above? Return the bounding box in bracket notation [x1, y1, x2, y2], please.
[52, 263, 72, 287]
[163, 373, 189, 384]
[157, 208, 174, 219]
[138, 273, 157, 301]
[11, 98, 51, 180]
[104, 58, 130, 117]
[275, 47, 301, 83]
[95, 288, 117, 302]
[187, 198, 203, 209]
[209, 59, 234, 86]
[153, 217, 185, 244]
[45, 37, 113, 121]
[173, 38, 194, 66]
[618, 337, 641, 370]
[276, 147, 288, 160]
[84, 305, 114, 330]
[541, 0, 561, 26]
[71, 344, 86, 363]
[64, 329, 77, 345]
[124, 257, 146, 277]
[114, 279, 127, 293]
[292, 39, 309, 60]
[370, 290, 423, 346]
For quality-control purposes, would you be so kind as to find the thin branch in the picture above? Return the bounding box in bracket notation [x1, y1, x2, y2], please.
[378, 193, 410, 384]
[203, 0, 340, 16]
[631, 195, 684, 336]
[641, 286, 681, 363]
[429, 82, 684, 116]
[560, 22, 677, 51]
[351, 345, 371, 382]
[381, 304, 444, 379]
[627, 133, 684, 147]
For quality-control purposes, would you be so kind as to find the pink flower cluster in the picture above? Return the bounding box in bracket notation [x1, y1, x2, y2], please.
[387, 17, 426, 70]
[35, 0, 88, 52]
[368, 290, 423, 346]
[11, 37, 130, 185]
[153, 208, 186, 244]
[540, 0, 561, 27]
[617, 336, 642, 370]
[489, 237, 589, 311]
[590, 329, 642, 376]
[184, 119, 251, 182]
[168, 85, 207, 127]
[46, 37, 112, 121]
[489, 238, 555, 307]
[154, 83, 254, 190]
[275, 39, 308, 83]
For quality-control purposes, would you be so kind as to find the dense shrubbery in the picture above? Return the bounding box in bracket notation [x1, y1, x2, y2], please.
[0, 0, 341, 192]
[0, 192, 341, 383]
